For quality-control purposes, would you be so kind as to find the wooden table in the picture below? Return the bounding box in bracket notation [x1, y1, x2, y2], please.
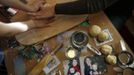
[5, 11, 134, 75]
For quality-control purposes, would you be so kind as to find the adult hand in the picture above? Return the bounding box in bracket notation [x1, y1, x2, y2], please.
[0, 18, 54, 37]
[27, 0, 46, 12]
[28, 3, 56, 19]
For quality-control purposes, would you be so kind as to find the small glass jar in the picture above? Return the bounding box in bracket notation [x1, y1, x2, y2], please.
[65, 47, 78, 59]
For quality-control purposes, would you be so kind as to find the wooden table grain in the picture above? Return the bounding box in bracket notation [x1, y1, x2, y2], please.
[5, 11, 134, 75]
[4, 0, 134, 75]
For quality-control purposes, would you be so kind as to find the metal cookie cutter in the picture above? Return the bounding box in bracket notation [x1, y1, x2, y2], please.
[70, 31, 101, 55]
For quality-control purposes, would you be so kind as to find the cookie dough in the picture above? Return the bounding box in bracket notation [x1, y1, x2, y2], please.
[98, 32, 109, 42]
[101, 45, 112, 55]
[89, 25, 101, 37]
[106, 55, 117, 65]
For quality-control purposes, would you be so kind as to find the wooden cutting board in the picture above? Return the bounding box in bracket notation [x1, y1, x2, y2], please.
[11, 0, 87, 45]
[15, 15, 87, 45]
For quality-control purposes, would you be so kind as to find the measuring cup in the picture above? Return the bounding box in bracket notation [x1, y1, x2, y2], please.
[70, 31, 101, 55]
[117, 40, 134, 68]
